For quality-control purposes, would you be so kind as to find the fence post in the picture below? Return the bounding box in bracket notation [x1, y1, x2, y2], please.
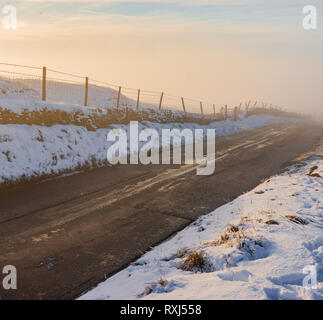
[159, 92, 164, 110]
[136, 89, 140, 110]
[84, 77, 89, 107]
[181, 97, 186, 113]
[42, 66, 46, 101]
[213, 104, 216, 116]
[200, 101, 203, 115]
[116, 86, 121, 108]
[233, 106, 238, 121]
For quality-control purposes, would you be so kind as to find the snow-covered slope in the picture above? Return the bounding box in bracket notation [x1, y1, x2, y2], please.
[0, 115, 289, 185]
[0, 77, 132, 110]
[80, 143, 323, 300]
[1, 76, 302, 186]
[0, 77, 221, 125]
[0, 77, 193, 113]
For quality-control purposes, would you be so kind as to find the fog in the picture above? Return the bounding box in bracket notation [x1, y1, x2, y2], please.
[0, 0, 322, 116]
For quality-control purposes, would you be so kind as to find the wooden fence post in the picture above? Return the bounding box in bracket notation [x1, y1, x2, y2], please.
[84, 77, 89, 107]
[181, 97, 186, 113]
[136, 89, 140, 110]
[200, 102, 203, 115]
[116, 86, 121, 108]
[233, 106, 238, 121]
[42, 66, 46, 101]
[159, 92, 164, 110]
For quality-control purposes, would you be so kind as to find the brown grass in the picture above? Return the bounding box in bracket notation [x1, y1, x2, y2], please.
[137, 277, 166, 298]
[265, 220, 279, 225]
[286, 215, 308, 225]
[175, 247, 190, 259]
[180, 250, 206, 272]
[0, 106, 218, 130]
[205, 224, 245, 248]
[158, 277, 166, 287]
[137, 285, 153, 298]
[308, 166, 321, 178]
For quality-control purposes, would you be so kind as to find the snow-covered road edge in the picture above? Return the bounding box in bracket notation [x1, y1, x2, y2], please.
[0, 115, 295, 185]
[80, 141, 323, 300]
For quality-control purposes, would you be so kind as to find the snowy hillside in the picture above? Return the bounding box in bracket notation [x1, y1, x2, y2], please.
[80, 143, 323, 300]
[0, 77, 133, 112]
[0, 77, 203, 114]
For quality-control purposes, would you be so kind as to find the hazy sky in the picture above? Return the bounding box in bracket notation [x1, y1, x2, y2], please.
[0, 0, 323, 115]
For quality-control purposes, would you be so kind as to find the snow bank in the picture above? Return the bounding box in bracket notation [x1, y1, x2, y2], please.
[0, 77, 221, 128]
[0, 115, 290, 185]
[80, 143, 323, 300]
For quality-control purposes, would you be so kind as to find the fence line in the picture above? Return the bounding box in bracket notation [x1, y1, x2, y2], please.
[0, 62, 283, 118]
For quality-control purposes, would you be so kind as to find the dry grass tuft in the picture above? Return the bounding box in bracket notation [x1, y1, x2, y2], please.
[180, 250, 206, 273]
[158, 277, 166, 287]
[309, 166, 318, 175]
[265, 219, 279, 225]
[205, 224, 245, 248]
[175, 247, 190, 259]
[227, 224, 239, 233]
[286, 215, 308, 225]
[308, 166, 321, 178]
[137, 285, 153, 298]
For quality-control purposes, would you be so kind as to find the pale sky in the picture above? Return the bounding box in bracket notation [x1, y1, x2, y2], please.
[0, 0, 322, 115]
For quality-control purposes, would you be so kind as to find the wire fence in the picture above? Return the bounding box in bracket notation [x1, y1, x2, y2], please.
[0, 62, 276, 117]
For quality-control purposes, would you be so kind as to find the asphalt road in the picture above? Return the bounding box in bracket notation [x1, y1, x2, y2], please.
[0, 122, 322, 300]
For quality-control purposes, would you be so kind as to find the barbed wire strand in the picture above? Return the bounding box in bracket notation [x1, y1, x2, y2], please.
[0, 62, 42, 70]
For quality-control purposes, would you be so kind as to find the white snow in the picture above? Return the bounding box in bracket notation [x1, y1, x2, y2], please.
[0, 76, 303, 186]
[0, 77, 203, 115]
[0, 77, 133, 112]
[0, 115, 293, 185]
[80, 142, 323, 300]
